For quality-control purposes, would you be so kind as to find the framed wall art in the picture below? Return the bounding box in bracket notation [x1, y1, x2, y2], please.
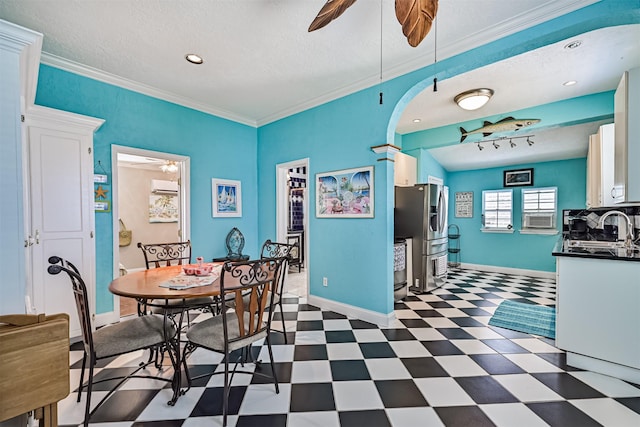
[149, 194, 179, 223]
[454, 191, 473, 218]
[504, 168, 534, 187]
[212, 178, 242, 217]
[316, 166, 373, 218]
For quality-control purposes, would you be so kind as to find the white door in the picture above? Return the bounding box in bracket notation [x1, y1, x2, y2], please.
[25, 106, 103, 338]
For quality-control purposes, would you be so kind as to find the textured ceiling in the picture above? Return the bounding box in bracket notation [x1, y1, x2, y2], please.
[0, 0, 597, 126]
[3, 0, 636, 170]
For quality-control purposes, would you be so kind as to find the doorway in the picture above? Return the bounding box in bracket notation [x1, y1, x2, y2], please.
[276, 158, 309, 298]
[111, 145, 190, 317]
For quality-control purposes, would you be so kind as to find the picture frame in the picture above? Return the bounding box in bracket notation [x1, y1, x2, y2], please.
[316, 166, 373, 218]
[94, 200, 111, 213]
[212, 178, 242, 217]
[454, 191, 474, 218]
[504, 168, 534, 187]
[149, 194, 179, 223]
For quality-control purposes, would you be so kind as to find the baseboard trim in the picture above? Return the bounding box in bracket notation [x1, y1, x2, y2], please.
[307, 295, 396, 328]
[458, 263, 555, 280]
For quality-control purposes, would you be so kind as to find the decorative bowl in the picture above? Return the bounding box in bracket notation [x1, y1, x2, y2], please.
[183, 264, 213, 276]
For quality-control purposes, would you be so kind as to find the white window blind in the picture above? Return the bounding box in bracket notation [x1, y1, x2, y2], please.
[482, 190, 512, 230]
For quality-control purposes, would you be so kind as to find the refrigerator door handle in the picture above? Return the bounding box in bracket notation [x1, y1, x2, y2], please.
[437, 190, 445, 233]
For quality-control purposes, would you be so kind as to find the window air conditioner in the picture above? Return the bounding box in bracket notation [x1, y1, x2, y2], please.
[151, 179, 179, 195]
[523, 213, 554, 228]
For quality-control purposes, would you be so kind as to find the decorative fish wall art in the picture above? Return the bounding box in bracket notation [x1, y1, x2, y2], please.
[460, 117, 541, 142]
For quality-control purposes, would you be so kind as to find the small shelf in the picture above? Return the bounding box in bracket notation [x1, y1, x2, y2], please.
[448, 224, 460, 268]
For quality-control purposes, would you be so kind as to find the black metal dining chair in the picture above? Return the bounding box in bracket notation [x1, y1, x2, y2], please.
[47, 256, 176, 427]
[182, 258, 284, 427]
[137, 240, 216, 317]
[260, 239, 297, 343]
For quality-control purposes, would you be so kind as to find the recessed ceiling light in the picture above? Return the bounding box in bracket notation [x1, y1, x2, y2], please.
[185, 54, 204, 64]
[564, 40, 582, 50]
[563, 80, 577, 86]
[413, 119, 421, 123]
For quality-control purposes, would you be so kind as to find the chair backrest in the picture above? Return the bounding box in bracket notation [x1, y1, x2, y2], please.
[224, 227, 246, 258]
[47, 256, 94, 357]
[137, 240, 191, 269]
[259, 239, 297, 297]
[219, 258, 284, 348]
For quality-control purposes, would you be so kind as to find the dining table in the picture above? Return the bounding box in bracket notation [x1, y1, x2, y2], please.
[108, 263, 223, 405]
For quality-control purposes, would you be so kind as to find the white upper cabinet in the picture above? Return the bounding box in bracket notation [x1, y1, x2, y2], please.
[613, 68, 640, 204]
[394, 152, 417, 187]
[586, 123, 615, 208]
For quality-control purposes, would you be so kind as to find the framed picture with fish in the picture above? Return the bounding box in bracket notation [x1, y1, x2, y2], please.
[316, 166, 373, 218]
[504, 168, 534, 187]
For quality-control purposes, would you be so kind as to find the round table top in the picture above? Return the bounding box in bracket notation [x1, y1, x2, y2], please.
[109, 264, 222, 300]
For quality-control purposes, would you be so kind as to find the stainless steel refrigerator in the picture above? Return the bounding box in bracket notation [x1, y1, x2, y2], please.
[394, 184, 448, 293]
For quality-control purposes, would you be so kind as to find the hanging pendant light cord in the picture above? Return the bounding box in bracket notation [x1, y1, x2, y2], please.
[379, 0, 383, 104]
[433, 16, 438, 92]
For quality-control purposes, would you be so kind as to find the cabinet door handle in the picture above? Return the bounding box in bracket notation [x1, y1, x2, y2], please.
[34, 230, 40, 244]
[611, 187, 616, 198]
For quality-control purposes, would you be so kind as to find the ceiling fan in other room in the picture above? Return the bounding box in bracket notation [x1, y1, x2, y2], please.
[308, 0, 439, 47]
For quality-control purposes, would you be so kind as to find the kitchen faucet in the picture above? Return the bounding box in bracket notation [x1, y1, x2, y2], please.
[597, 210, 635, 248]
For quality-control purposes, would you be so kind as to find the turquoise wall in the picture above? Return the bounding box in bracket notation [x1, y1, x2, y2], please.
[257, 87, 400, 315]
[447, 158, 587, 272]
[35, 65, 259, 313]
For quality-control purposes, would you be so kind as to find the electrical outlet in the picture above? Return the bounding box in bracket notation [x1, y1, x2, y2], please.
[323, 277, 328, 287]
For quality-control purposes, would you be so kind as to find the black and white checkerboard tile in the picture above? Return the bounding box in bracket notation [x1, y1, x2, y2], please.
[59, 268, 640, 426]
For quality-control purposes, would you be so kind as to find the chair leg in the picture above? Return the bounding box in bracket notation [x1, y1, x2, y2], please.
[77, 352, 87, 402]
[83, 362, 95, 427]
[278, 301, 287, 344]
[265, 335, 279, 394]
[223, 354, 230, 427]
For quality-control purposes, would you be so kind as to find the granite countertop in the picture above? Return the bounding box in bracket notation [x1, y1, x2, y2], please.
[552, 238, 640, 262]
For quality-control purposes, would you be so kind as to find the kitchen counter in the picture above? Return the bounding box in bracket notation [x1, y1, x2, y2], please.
[552, 237, 640, 261]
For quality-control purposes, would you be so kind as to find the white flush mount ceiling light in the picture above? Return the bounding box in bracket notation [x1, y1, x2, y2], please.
[160, 160, 179, 173]
[454, 88, 494, 111]
[185, 53, 204, 64]
[563, 80, 577, 86]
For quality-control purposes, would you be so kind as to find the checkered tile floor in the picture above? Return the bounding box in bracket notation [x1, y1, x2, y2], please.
[59, 268, 640, 426]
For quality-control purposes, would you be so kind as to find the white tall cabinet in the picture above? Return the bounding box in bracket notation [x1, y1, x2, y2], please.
[0, 20, 103, 338]
[24, 106, 104, 337]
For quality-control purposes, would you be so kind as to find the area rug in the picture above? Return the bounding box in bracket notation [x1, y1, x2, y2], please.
[488, 300, 556, 339]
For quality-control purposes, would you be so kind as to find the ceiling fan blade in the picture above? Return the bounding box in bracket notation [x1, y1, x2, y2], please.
[395, 0, 438, 47]
[308, 0, 358, 32]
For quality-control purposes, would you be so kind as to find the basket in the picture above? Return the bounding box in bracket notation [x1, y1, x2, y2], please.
[119, 219, 132, 247]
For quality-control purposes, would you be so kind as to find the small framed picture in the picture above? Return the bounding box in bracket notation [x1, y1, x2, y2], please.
[504, 168, 533, 187]
[94, 200, 111, 213]
[212, 178, 242, 217]
[94, 174, 108, 183]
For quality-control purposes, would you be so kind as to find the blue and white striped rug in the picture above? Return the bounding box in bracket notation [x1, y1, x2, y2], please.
[488, 300, 556, 339]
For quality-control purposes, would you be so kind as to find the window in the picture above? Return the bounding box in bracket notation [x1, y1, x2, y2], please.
[482, 189, 513, 231]
[522, 187, 557, 230]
